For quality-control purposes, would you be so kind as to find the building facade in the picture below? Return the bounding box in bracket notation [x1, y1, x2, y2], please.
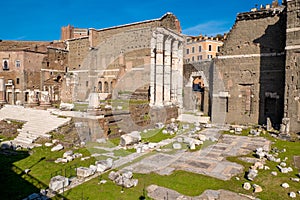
[184, 35, 224, 63]
[211, 1, 294, 131]
[63, 13, 184, 109]
[0, 41, 68, 106]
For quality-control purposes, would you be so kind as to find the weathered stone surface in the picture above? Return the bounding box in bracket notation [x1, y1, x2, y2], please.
[289, 192, 296, 198]
[291, 178, 300, 182]
[49, 175, 69, 191]
[253, 161, 264, 170]
[76, 167, 95, 178]
[63, 150, 73, 158]
[120, 131, 141, 146]
[271, 171, 278, 176]
[95, 158, 113, 172]
[247, 169, 258, 181]
[45, 142, 53, 147]
[59, 103, 74, 111]
[243, 182, 251, 190]
[253, 184, 262, 193]
[173, 143, 182, 149]
[122, 171, 133, 179]
[198, 134, 207, 141]
[281, 183, 290, 188]
[108, 171, 120, 181]
[51, 144, 64, 152]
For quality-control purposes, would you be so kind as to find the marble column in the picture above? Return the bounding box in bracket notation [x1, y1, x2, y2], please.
[171, 41, 179, 102]
[177, 42, 183, 108]
[163, 37, 172, 104]
[150, 35, 156, 106]
[0, 77, 6, 104]
[155, 33, 164, 107]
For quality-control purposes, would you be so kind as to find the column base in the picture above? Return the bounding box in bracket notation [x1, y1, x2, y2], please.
[25, 102, 39, 108]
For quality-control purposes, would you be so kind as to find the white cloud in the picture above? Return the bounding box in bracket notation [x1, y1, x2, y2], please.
[182, 21, 232, 36]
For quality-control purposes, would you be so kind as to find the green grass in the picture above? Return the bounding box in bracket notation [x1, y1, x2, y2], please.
[64, 170, 243, 200]
[3, 123, 300, 200]
[109, 137, 120, 146]
[73, 103, 89, 112]
[14, 147, 96, 184]
[64, 130, 300, 200]
[141, 129, 175, 143]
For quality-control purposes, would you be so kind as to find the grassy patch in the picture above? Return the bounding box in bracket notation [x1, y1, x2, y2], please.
[13, 146, 95, 186]
[109, 137, 120, 146]
[73, 103, 88, 112]
[141, 129, 175, 143]
[64, 170, 243, 200]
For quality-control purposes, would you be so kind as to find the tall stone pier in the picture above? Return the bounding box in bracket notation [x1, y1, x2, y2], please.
[0, 77, 6, 105]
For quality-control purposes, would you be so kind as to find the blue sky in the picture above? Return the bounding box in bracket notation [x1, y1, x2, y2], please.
[0, 0, 274, 41]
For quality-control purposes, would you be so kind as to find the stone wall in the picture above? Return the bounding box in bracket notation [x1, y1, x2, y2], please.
[212, 6, 286, 126]
[284, 0, 300, 133]
[89, 13, 181, 47]
[183, 61, 213, 115]
[66, 37, 90, 70]
[71, 27, 153, 101]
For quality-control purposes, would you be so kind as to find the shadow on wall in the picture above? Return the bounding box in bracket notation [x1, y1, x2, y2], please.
[253, 12, 286, 128]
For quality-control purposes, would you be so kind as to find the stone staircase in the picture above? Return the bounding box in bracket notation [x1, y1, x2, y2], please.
[0, 105, 71, 148]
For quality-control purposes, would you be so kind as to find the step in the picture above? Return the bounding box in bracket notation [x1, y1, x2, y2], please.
[15, 135, 36, 142]
[13, 137, 33, 145]
[17, 134, 37, 140]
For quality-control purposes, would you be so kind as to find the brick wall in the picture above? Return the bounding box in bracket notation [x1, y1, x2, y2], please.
[212, 7, 286, 126]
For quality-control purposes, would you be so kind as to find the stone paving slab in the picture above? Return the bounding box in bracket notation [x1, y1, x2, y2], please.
[123, 128, 271, 180]
[147, 185, 255, 200]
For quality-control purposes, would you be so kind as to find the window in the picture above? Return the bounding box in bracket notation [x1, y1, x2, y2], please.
[217, 46, 221, 52]
[15, 60, 21, 68]
[199, 45, 202, 52]
[86, 81, 89, 87]
[47, 62, 50, 67]
[197, 55, 202, 60]
[207, 55, 212, 59]
[16, 78, 20, 84]
[186, 58, 190, 63]
[3, 59, 9, 70]
[192, 47, 195, 53]
[208, 45, 212, 51]
[192, 56, 194, 62]
[186, 48, 189, 55]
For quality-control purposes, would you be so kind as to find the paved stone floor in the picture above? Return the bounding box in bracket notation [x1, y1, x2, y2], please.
[147, 185, 255, 200]
[123, 128, 270, 180]
[0, 105, 71, 147]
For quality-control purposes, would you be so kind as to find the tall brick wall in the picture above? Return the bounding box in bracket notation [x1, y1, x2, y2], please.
[89, 13, 181, 47]
[212, 7, 286, 126]
[72, 27, 153, 101]
[284, 0, 300, 133]
[66, 37, 90, 70]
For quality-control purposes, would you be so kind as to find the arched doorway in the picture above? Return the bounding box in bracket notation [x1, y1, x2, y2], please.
[98, 81, 102, 92]
[104, 81, 109, 93]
